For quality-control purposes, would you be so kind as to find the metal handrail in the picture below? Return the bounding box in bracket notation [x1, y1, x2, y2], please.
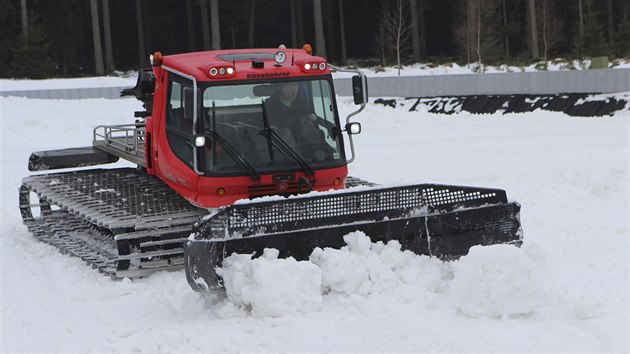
[93, 124, 145, 155]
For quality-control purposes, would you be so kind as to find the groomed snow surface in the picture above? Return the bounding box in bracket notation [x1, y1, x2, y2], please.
[1, 86, 628, 352]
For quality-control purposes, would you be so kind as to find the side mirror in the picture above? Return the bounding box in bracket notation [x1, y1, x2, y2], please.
[351, 75, 368, 105]
[345, 122, 361, 135]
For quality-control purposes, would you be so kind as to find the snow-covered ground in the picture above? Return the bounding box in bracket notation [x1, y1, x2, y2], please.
[0, 75, 137, 92]
[1, 80, 628, 352]
[338, 57, 630, 77]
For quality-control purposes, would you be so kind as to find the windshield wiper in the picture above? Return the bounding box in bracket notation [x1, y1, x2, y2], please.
[207, 102, 260, 182]
[207, 131, 260, 182]
[260, 103, 315, 178]
[260, 101, 275, 163]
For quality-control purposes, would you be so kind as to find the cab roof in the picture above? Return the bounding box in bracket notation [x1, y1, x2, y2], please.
[160, 48, 330, 82]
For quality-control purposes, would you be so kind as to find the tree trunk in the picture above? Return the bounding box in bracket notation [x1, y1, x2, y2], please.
[542, 0, 548, 62]
[477, 0, 482, 70]
[21, 0, 28, 38]
[528, 0, 540, 60]
[578, 0, 584, 34]
[187, 0, 196, 51]
[502, 0, 510, 57]
[466, 0, 474, 65]
[339, 0, 347, 65]
[397, 0, 403, 75]
[90, 0, 104, 75]
[102, 0, 115, 72]
[248, 0, 256, 48]
[607, 0, 615, 44]
[143, 0, 152, 53]
[410, 0, 421, 62]
[200, 0, 211, 50]
[136, 0, 146, 66]
[418, 0, 427, 58]
[210, 0, 221, 49]
[290, 0, 297, 48]
[296, 0, 304, 46]
[325, 0, 337, 60]
[313, 0, 327, 57]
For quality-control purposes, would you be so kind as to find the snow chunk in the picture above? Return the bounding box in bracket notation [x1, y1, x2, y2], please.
[219, 250, 323, 318]
[450, 245, 551, 318]
[310, 232, 399, 295]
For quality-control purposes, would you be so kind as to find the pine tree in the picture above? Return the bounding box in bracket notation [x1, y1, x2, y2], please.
[615, 20, 630, 58]
[574, 3, 609, 58]
[11, 21, 52, 79]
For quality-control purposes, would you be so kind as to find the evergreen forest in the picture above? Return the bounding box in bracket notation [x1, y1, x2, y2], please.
[3, 0, 630, 79]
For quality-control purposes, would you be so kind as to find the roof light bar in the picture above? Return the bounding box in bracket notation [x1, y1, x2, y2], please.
[301, 61, 328, 73]
[207, 66, 236, 78]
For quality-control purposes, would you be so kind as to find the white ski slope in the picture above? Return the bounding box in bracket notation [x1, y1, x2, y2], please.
[1, 82, 628, 352]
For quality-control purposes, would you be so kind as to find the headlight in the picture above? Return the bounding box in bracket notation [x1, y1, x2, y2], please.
[194, 136, 206, 147]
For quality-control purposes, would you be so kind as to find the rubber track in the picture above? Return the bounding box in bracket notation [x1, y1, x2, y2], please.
[20, 168, 208, 278]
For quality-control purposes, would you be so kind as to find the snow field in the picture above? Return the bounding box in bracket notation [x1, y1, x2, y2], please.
[1, 93, 628, 352]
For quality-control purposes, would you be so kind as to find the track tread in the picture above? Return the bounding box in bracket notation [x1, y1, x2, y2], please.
[20, 168, 207, 278]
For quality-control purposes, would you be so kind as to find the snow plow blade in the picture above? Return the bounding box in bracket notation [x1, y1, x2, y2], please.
[184, 184, 522, 292]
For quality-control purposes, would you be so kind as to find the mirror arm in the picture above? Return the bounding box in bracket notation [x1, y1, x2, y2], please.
[329, 64, 368, 164]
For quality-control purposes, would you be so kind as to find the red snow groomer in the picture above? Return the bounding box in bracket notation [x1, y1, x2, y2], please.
[20, 47, 522, 292]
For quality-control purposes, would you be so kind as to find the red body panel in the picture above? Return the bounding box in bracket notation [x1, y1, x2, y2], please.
[144, 48, 348, 209]
[195, 166, 347, 208]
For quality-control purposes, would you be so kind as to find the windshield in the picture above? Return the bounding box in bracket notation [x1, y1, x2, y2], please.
[200, 78, 344, 175]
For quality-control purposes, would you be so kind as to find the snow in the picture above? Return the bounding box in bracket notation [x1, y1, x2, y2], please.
[1, 77, 629, 352]
[332, 58, 630, 78]
[450, 244, 552, 318]
[0, 75, 136, 92]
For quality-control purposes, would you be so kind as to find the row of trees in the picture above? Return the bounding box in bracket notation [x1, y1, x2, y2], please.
[376, 0, 630, 73]
[449, 0, 630, 69]
[3, 0, 630, 79]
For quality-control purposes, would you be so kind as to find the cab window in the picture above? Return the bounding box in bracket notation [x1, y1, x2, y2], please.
[166, 77, 194, 167]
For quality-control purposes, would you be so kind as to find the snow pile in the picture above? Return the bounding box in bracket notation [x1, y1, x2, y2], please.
[450, 244, 552, 318]
[310, 232, 443, 297]
[312, 232, 400, 295]
[218, 232, 551, 320]
[218, 248, 323, 317]
[218, 232, 443, 318]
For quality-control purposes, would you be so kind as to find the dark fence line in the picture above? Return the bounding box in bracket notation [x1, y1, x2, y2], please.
[374, 94, 629, 117]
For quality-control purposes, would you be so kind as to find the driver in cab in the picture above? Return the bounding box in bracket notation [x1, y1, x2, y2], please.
[264, 81, 323, 155]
